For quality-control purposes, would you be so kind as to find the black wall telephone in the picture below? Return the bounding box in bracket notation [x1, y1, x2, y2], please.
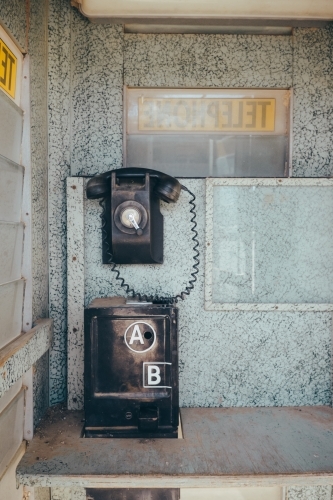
[84, 168, 199, 440]
[87, 167, 181, 265]
[86, 167, 199, 304]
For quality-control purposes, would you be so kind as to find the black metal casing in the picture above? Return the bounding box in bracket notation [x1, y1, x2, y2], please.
[106, 172, 163, 264]
[84, 297, 179, 438]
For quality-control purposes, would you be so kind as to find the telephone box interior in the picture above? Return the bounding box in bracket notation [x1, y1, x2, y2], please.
[0, 1, 333, 499]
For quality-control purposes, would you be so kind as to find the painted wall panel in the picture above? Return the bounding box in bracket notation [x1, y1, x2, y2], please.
[30, 0, 49, 324]
[67, 178, 85, 410]
[288, 486, 332, 500]
[49, 0, 333, 415]
[48, 0, 72, 404]
[124, 34, 293, 88]
[83, 179, 331, 408]
[293, 27, 333, 177]
[71, 11, 123, 175]
[43, 4, 333, 498]
[51, 487, 85, 500]
[0, 0, 27, 52]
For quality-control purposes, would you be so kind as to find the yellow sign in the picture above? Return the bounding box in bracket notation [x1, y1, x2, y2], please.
[0, 38, 17, 99]
[139, 98, 276, 132]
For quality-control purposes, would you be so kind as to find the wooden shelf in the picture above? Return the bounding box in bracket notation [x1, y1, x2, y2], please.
[0, 318, 53, 398]
[17, 405, 333, 489]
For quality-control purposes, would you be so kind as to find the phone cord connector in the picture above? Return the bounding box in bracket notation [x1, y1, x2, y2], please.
[99, 184, 199, 305]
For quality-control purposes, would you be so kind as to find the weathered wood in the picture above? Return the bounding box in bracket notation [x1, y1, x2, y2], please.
[17, 405, 333, 488]
[0, 319, 53, 398]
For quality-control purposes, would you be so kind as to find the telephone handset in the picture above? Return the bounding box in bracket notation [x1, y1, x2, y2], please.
[86, 167, 182, 204]
[86, 167, 199, 303]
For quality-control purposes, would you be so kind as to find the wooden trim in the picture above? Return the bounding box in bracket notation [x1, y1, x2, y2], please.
[0, 318, 52, 368]
[17, 473, 333, 489]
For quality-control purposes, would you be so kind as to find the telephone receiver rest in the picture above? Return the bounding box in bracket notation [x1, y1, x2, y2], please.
[86, 168, 181, 203]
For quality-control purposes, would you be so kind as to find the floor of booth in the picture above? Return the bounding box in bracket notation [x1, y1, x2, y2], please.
[17, 405, 333, 489]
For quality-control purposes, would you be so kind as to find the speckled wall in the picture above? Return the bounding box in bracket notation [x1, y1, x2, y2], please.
[48, 0, 71, 404]
[0, 0, 27, 52]
[84, 179, 331, 408]
[293, 27, 333, 177]
[288, 486, 333, 500]
[29, 0, 50, 425]
[71, 18, 123, 175]
[123, 34, 293, 88]
[47, 0, 333, 410]
[0, 0, 50, 425]
[30, 0, 49, 325]
[121, 31, 332, 407]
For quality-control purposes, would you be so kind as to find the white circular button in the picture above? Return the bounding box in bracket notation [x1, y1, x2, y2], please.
[120, 207, 141, 228]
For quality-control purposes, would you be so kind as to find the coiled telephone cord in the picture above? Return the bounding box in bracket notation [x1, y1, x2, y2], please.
[99, 184, 199, 305]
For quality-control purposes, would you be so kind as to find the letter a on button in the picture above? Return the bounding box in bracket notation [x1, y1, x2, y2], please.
[147, 365, 161, 385]
[129, 324, 144, 345]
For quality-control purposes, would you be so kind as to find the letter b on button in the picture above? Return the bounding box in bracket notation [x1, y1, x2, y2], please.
[147, 365, 161, 385]
[143, 362, 172, 388]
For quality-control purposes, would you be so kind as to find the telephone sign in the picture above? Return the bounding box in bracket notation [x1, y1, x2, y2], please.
[0, 26, 23, 104]
[0, 38, 17, 99]
[139, 98, 276, 132]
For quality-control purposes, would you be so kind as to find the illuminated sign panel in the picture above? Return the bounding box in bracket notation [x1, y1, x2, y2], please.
[0, 38, 17, 99]
[138, 98, 276, 132]
[0, 27, 23, 105]
[125, 88, 290, 177]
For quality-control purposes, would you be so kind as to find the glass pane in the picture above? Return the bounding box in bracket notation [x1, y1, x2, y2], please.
[127, 134, 287, 177]
[126, 88, 290, 178]
[0, 279, 24, 349]
[0, 92, 23, 164]
[0, 154, 24, 222]
[211, 185, 333, 304]
[0, 223, 23, 284]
